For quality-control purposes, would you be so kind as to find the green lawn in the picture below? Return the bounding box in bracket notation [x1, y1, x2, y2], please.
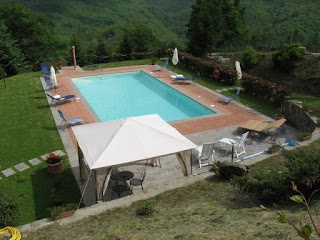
[292, 93, 320, 119]
[0, 72, 80, 225]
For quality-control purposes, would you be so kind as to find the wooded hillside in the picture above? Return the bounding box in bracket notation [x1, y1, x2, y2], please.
[2, 0, 319, 51]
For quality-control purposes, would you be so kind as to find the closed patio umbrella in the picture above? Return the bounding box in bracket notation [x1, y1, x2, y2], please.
[50, 66, 58, 87]
[172, 48, 179, 65]
[235, 61, 242, 80]
[172, 48, 179, 75]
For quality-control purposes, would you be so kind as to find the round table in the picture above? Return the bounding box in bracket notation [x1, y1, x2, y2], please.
[111, 171, 134, 181]
[111, 171, 134, 198]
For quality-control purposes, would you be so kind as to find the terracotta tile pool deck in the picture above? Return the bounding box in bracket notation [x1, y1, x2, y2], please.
[55, 65, 264, 149]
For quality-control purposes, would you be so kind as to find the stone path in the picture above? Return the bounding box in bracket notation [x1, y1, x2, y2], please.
[0, 150, 66, 179]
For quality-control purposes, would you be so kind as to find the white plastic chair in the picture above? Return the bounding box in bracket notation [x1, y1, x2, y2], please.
[218, 131, 249, 158]
[196, 142, 215, 168]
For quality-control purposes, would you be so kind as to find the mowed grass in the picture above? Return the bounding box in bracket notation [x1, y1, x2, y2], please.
[26, 175, 318, 239]
[0, 72, 80, 225]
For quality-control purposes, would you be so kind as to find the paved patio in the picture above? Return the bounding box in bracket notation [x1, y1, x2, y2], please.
[41, 64, 312, 206]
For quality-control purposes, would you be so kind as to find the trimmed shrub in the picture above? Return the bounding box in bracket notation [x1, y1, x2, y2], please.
[241, 46, 259, 69]
[241, 74, 292, 105]
[272, 43, 305, 72]
[0, 193, 19, 227]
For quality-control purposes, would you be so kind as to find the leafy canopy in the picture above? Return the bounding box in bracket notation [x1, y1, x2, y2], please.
[187, 0, 244, 57]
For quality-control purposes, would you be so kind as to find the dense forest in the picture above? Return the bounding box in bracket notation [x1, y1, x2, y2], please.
[0, 0, 319, 76]
[1, 0, 319, 52]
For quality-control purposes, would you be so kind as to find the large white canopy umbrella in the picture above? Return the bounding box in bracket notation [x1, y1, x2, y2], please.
[72, 114, 197, 201]
[50, 66, 58, 87]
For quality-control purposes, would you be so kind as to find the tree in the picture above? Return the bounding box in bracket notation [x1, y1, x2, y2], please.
[119, 24, 155, 60]
[0, 21, 26, 76]
[0, 3, 66, 69]
[187, 0, 244, 57]
[93, 36, 112, 64]
[68, 33, 88, 66]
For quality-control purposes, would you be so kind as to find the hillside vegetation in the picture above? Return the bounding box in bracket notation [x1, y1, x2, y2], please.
[2, 0, 320, 51]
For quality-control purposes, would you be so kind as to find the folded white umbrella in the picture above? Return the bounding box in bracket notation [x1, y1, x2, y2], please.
[50, 66, 58, 87]
[235, 61, 242, 80]
[172, 48, 179, 65]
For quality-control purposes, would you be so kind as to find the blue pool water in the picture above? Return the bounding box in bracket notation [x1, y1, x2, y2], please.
[71, 71, 216, 122]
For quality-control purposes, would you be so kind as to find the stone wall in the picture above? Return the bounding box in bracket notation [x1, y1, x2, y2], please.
[281, 100, 317, 133]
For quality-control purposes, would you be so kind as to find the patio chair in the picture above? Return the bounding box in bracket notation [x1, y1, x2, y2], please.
[217, 88, 241, 104]
[44, 76, 54, 91]
[130, 169, 146, 192]
[218, 131, 249, 158]
[173, 72, 200, 84]
[58, 110, 86, 129]
[40, 63, 50, 76]
[152, 58, 169, 71]
[196, 142, 215, 168]
[46, 93, 76, 106]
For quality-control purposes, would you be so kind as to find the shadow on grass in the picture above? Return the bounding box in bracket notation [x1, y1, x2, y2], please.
[43, 126, 60, 131]
[36, 105, 51, 109]
[31, 164, 81, 220]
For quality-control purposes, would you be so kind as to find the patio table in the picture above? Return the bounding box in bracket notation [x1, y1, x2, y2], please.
[111, 171, 134, 198]
[111, 171, 134, 182]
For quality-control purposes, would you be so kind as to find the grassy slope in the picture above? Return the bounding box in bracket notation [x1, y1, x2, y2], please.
[26, 175, 320, 239]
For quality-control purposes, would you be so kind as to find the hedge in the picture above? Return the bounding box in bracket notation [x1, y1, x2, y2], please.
[241, 73, 293, 105]
[178, 52, 238, 85]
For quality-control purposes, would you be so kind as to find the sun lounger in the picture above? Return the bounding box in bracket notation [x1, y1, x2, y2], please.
[172, 72, 200, 84]
[152, 58, 169, 71]
[46, 93, 76, 106]
[238, 119, 286, 142]
[217, 88, 240, 104]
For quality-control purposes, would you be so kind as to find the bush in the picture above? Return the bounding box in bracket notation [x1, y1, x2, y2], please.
[179, 52, 238, 85]
[272, 43, 305, 72]
[136, 201, 155, 216]
[241, 46, 259, 69]
[283, 146, 320, 195]
[234, 141, 320, 203]
[0, 193, 19, 227]
[233, 170, 292, 203]
[241, 74, 293, 104]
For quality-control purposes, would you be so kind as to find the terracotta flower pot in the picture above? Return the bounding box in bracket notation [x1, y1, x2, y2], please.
[47, 161, 63, 175]
[52, 210, 75, 221]
[274, 114, 285, 121]
[268, 148, 279, 154]
[298, 135, 312, 142]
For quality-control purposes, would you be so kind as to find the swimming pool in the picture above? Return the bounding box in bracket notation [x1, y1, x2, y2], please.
[71, 71, 216, 122]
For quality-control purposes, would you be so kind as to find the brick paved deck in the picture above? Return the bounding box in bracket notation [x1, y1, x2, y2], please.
[54, 65, 264, 149]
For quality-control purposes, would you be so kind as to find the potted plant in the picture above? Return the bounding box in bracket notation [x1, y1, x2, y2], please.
[267, 142, 282, 154]
[57, 60, 63, 70]
[274, 113, 285, 121]
[151, 57, 157, 65]
[298, 131, 312, 142]
[45, 153, 63, 175]
[50, 203, 78, 221]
